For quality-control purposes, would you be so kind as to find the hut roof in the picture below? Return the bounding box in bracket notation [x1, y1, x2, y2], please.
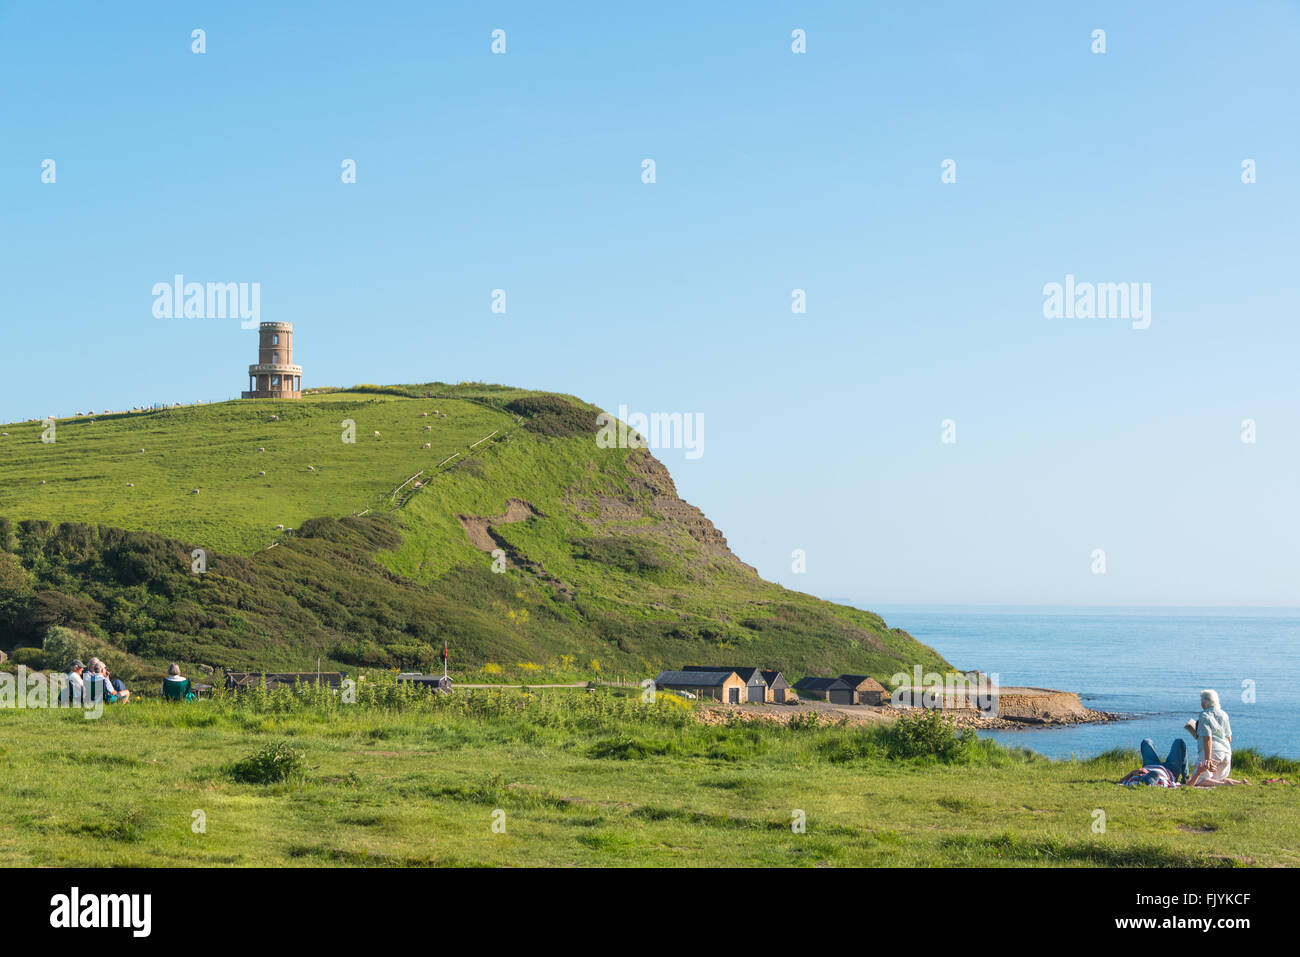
[682, 665, 763, 683]
[840, 674, 887, 693]
[793, 676, 850, 692]
[655, 669, 738, 687]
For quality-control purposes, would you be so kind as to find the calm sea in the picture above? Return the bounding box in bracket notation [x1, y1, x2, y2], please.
[869, 607, 1300, 760]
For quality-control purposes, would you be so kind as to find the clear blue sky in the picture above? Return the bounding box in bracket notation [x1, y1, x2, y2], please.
[2, 1, 1297, 607]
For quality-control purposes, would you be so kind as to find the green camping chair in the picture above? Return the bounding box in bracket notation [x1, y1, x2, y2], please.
[162, 677, 192, 701]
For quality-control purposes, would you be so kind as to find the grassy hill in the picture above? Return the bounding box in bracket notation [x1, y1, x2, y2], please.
[0, 384, 949, 682]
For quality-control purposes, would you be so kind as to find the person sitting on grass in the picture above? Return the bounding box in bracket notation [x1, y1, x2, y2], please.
[60, 660, 87, 707]
[1186, 689, 1248, 787]
[103, 665, 130, 702]
[83, 663, 113, 705]
[162, 663, 193, 700]
[61, 660, 86, 707]
[85, 661, 128, 704]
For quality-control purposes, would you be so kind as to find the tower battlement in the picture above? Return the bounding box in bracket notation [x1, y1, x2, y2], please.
[241, 322, 302, 399]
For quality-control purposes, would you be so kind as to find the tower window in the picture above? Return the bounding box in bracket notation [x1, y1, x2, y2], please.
[273, 353, 279, 364]
[272, 334, 279, 345]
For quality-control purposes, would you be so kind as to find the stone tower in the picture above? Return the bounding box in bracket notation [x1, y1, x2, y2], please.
[241, 322, 302, 399]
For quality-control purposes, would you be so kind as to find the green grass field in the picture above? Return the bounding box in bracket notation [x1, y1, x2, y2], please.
[2, 684, 1296, 868]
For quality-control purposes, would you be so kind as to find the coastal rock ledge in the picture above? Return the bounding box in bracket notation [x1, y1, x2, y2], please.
[945, 687, 1120, 729]
[695, 686, 1121, 729]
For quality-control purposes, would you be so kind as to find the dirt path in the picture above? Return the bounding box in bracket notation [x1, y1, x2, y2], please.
[455, 682, 589, 689]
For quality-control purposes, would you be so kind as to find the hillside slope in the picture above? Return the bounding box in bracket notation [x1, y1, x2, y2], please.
[0, 384, 950, 680]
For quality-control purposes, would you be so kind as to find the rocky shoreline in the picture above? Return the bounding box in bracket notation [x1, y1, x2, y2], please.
[696, 686, 1125, 730]
[942, 708, 1125, 730]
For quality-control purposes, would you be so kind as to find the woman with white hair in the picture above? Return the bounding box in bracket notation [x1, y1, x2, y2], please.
[1186, 689, 1248, 787]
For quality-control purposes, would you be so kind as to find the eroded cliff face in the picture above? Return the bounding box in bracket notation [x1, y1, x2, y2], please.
[587, 449, 758, 575]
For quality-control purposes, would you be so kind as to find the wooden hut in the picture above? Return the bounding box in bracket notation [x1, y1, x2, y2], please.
[840, 674, 889, 705]
[397, 673, 453, 693]
[654, 669, 746, 703]
[793, 676, 854, 704]
[760, 670, 792, 703]
[682, 665, 768, 703]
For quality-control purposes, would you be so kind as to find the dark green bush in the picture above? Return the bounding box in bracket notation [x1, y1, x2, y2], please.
[505, 396, 596, 438]
[25, 589, 104, 637]
[886, 709, 973, 762]
[41, 625, 97, 671]
[227, 741, 307, 784]
[10, 647, 46, 668]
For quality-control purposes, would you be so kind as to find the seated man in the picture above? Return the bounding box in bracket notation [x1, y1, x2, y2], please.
[61, 660, 86, 707]
[103, 666, 130, 702]
[84, 663, 126, 704]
